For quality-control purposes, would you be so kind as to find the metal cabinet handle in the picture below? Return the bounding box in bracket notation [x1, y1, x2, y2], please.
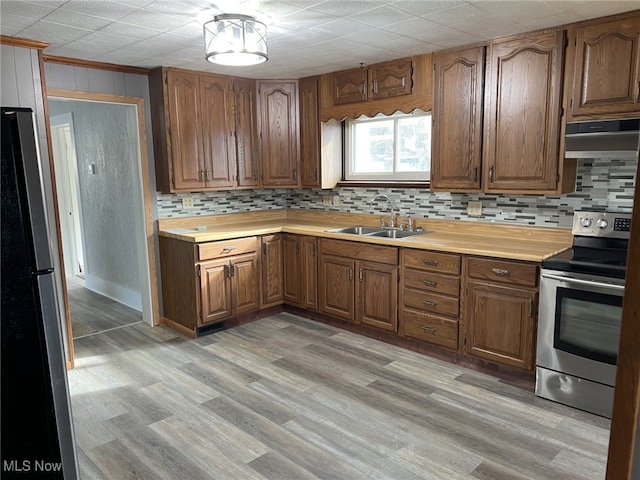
[422, 279, 437, 286]
[313, 168, 318, 181]
[198, 169, 204, 182]
[349, 268, 353, 281]
[359, 268, 363, 282]
[491, 268, 510, 276]
[360, 81, 366, 95]
[421, 325, 437, 333]
[528, 299, 534, 318]
[372, 79, 378, 94]
[222, 246, 236, 254]
[489, 166, 494, 183]
[473, 167, 478, 182]
[205, 169, 211, 182]
[422, 300, 437, 307]
[423, 259, 438, 266]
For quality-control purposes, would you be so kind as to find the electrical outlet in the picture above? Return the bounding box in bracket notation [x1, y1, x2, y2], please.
[322, 195, 331, 206]
[467, 201, 482, 217]
[331, 195, 340, 206]
[182, 197, 194, 209]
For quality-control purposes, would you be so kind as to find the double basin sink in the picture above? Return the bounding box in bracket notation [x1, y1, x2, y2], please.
[327, 225, 424, 239]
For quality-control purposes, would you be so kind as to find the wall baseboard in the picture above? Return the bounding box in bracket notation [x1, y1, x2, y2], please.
[85, 274, 142, 311]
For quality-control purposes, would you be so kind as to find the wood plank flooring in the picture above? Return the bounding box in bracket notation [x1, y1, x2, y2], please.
[67, 277, 142, 338]
[68, 313, 610, 479]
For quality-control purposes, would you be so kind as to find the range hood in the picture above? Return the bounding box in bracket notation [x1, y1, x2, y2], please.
[565, 118, 639, 160]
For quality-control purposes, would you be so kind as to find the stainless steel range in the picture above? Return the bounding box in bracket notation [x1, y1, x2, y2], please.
[536, 210, 632, 418]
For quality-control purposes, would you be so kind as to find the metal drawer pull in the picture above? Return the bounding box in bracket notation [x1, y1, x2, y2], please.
[221, 246, 236, 253]
[422, 280, 437, 286]
[491, 268, 510, 276]
[423, 259, 439, 266]
[422, 300, 437, 307]
[421, 325, 437, 333]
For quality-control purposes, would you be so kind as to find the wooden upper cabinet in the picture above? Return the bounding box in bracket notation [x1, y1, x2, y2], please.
[568, 13, 640, 119]
[431, 45, 485, 191]
[149, 67, 238, 192]
[334, 67, 368, 105]
[200, 74, 235, 189]
[235, 78, 260, 188]
[299, 76, 321, 187]
[166, 70, 206, 191]
[483, 31, 565, 193]
[333, 59, 413, 105]
[370, 59, 413, 100]
[257, 80, 300, 187]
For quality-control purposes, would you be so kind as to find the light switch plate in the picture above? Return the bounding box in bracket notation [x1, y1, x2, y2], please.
[323, 195, 331, 206]
[467, 201, 482, 216]
[331, 195, 340, 206]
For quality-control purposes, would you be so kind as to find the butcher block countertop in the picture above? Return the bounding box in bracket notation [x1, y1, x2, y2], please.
[158, 209, 573, 262]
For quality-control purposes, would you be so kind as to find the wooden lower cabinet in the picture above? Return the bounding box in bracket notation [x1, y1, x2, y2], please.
[159, 236, 259, 336]
[463, 256, 539, 370]
[318, 239, 398, 331]
[399, 249, 461, 349]
[260, 234, 283, 308]
[283, 234, 318, 310]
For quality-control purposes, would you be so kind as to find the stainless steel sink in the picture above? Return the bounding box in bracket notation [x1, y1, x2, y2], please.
[368, 229, 422, 239]
[327, 225, 425, 239]
[328, 225, 384, 235]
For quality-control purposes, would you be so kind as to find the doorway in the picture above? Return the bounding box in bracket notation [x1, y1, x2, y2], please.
[47, 92, 159, 350]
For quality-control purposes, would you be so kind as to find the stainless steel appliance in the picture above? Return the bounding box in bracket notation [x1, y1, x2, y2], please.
[1, 107, 78, 477]
[536, 210, 631, 418]
[565, 118, 639, 160]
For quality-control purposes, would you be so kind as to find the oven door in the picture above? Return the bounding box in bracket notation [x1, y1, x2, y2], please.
[537, 268, 624, 387]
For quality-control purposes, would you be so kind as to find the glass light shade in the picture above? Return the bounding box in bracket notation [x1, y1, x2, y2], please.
[203, 14, 268, 66]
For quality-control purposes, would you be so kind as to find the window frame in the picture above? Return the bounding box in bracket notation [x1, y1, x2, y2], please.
[344, 110, 431, 182]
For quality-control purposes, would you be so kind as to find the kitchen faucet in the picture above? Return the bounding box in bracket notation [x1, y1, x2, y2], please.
[369, 194, 399, 228]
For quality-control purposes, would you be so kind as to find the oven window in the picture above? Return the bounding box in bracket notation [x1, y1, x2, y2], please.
[553, 287, 622, 365]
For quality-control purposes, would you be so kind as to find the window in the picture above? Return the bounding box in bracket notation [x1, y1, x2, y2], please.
[345, 110, 431, 182]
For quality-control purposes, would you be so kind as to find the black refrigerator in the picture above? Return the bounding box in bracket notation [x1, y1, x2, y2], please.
[1, 107, 78, 478]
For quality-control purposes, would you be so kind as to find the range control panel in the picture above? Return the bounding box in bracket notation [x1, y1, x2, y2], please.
[572, 211, 632, 238]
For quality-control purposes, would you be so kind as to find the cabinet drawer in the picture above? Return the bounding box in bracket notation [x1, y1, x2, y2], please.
[467, 257, 538, 287]
[402, 249, 460, 274]
[198, 237, 258, 261]
[402, 309, 458, 350]
[403, 289, 459, 318]
[403, 268, 459, 297]
[320, 238, 398, 265]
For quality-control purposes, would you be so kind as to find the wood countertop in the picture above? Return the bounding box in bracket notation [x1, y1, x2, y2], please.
[158, 209, 573, 262]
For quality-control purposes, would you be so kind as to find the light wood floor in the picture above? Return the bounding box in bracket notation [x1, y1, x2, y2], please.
[68, 313, 610, 480]
[67, 276, 142, 338]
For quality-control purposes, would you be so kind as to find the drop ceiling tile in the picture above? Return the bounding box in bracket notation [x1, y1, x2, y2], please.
[0, 1, 57, 18]
[20, 20, 92, 44]
[67, 31, 140, 49]
[380, 16, 446, 37]
[348, 5, 418, 28]
[419, 3, 492, 27]
[169, 20, 204, 37]
[308, 0, 385, 16]
[118, 9, 192, 30]
[391, 0, 468, 16]
[0, 13, 38, 30]
[555, 1, 638, 19]
[40, 10, 114, 30]
[99, 21, 163, 39]
[58, 1, 139, 21]
[141, 0, 206, 16]
[0, 26, 22, 36]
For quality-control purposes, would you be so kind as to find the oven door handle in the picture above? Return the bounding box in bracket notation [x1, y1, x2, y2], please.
[541, 272, 625, 291]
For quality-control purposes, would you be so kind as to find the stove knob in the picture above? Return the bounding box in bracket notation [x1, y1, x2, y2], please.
[580, 217, 592, 228]
[596, 218, 609, 229]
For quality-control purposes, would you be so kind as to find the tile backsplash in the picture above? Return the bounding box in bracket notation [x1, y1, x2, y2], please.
[157, 158, 636, 229]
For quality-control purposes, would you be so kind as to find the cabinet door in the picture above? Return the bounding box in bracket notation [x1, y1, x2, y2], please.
[301, 236, 318, 311]
[319, 254, 355, 322]
[432, 46, 485, 191]
[231, 252, 260, 315]
[200, 259, 232, 325]
[465, 281, 536, 370]
[370, 59, 413, 100]
[299, 76, 320, 188]
[200, 74, 235, 189]
[334, 68, 368, 105]
[235, 78, 260, 188]
[260, 235, 283, 308]
[484, 31, 564, 192]
[166, 70, 206, 191]
[283, 234, 302, 306]
[570, 15, 640, 118]
[358, 262, 398, 332]
[258, 81, 300, 187]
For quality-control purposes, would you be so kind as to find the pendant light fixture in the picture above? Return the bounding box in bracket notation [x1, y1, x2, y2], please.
[203, 13, 268, 66]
